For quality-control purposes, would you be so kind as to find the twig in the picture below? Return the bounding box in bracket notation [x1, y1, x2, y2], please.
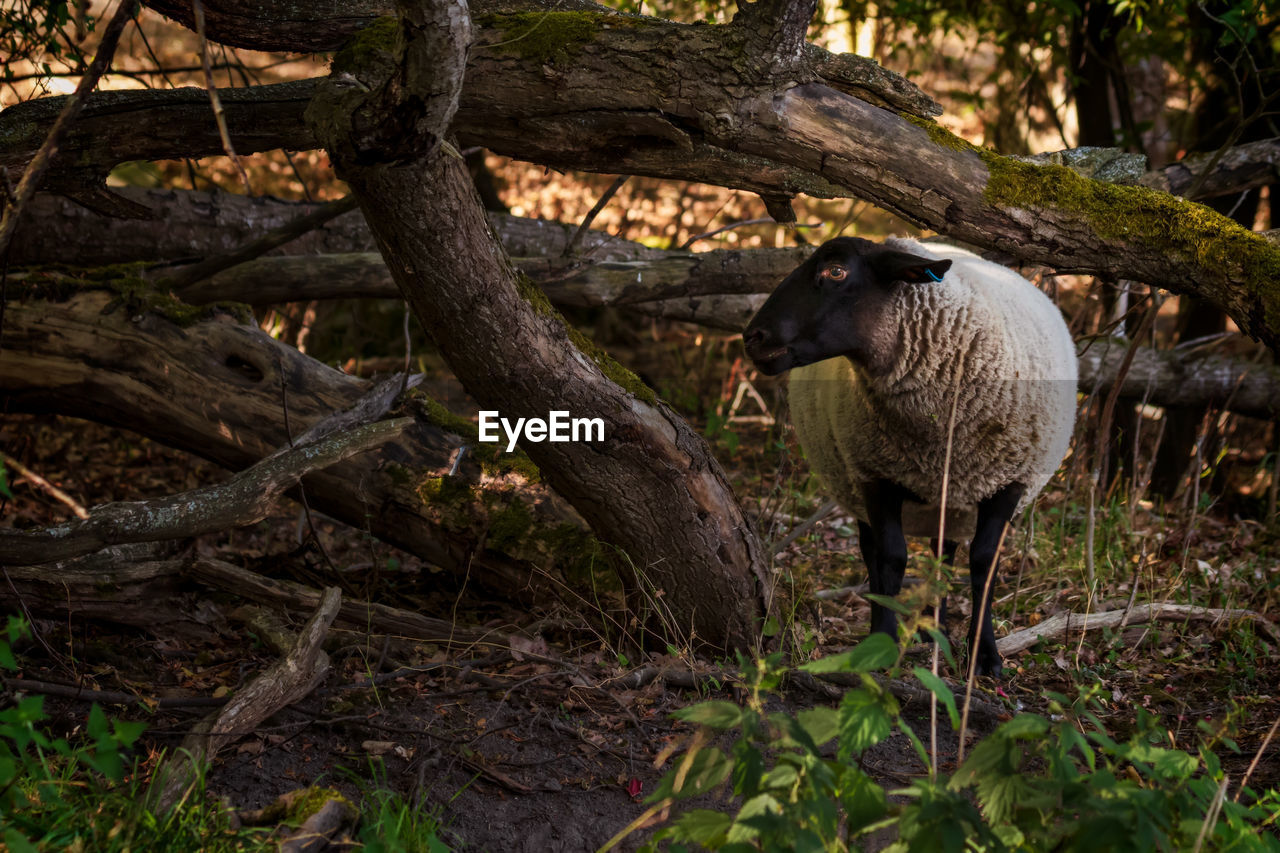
[931, 345, 965, 776]
[192, 0, 252, 195]
[563, 176, 628, 258]
[165, 195, 360, 294]
[0, 0, 139, 256]
[769, 499, 838, 557]
[1, 451, 89, 519]
[3, 678, 226, 709]
[679, 218, 822, 250]
[1235, 713, 1280, 802]
[150, 586, 342, 812]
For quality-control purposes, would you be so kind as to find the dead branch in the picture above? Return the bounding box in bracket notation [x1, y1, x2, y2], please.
[0, 418, 410, 566]
[187, 557, 518, 648]
[150, 586, 341, 812]
[2, 678, 227, 709]
[996, 603, 1279, 656]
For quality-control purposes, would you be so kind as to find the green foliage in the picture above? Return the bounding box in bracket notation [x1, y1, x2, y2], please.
[350, 761, 451, 852]
[636, 640, 1280, 852]
[0, 619, 279, 851]
[0, 0, 79, 82]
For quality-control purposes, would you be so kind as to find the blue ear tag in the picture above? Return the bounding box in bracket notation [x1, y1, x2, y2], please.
[925, 268, 944, 282]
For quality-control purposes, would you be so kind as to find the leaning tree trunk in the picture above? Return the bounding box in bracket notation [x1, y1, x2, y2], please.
[304, 0, 773, 651]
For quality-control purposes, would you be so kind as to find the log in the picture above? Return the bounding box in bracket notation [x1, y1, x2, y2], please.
[1076, 336, 1280, 421]
[0, 286, 597, 597]
[8, 189, 657, 268]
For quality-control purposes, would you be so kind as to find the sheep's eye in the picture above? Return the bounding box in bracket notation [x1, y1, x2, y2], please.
[820, 265, 848, 282]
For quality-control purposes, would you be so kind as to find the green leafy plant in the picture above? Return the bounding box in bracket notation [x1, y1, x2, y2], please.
[624, 634, 1280, 852]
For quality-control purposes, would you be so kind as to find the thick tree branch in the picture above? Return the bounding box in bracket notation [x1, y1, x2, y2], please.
[150, 586, 341, 812]
[0, 0, 138, 250]
[1139, 137, 1280, 200]
[0, 417, 411, 565]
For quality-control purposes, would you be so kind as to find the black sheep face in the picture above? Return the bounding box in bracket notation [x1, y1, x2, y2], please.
[743, 237, 953, 377]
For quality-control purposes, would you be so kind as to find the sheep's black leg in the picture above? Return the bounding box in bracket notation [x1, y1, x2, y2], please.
[860, 479, 911, 640]
[968, 482, 1025, 678]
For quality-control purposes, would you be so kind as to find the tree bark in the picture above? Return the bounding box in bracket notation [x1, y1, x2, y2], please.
[306, 0, 772, 651]
[0, 287, 594, 598]
[5, 5, 1279, 346]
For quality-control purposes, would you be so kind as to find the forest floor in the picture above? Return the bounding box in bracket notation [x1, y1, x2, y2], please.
[5, 375, 1280, 850]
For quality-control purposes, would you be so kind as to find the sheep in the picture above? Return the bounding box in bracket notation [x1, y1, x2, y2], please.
[743, 236, 1077, 677]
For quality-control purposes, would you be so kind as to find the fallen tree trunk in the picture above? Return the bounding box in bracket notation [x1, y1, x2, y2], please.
[0, 285, 598, 599]
[1076, 336, 1280, 421]
[0, 551, 518, 648]
[173, 253, 1280, 419]
[8, 188, 658, 268]
[5, 3, 1280, 347]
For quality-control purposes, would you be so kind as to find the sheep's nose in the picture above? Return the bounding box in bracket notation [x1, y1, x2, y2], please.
[743, 327, 767, 348]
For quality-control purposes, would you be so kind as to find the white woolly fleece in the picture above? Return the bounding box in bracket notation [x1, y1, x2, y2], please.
[787, 238, 1078, 539]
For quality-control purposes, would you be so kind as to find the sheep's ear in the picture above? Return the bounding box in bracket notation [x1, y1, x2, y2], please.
[870, 252, 952, 284]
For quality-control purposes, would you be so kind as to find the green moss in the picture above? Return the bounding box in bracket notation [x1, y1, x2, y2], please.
[479, 11, 609, 65]
[486, 499, 534, 551]
[982, 153, 1280, 331]
[12, 265, 252, 326]
[331, 16, 401, 75]
[258, 788, 355, 826]
[903, 115, 980, 153]
[515, 273, 658, 406]
[417, 475, 474, 509]
[907, 115, 1280, 336]
[407, 392, 541, 482]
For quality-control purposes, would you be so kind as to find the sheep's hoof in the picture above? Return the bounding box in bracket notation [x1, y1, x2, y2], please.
[973, 654, 1003, 680]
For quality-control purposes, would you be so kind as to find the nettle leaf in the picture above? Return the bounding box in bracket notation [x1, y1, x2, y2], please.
[726, 793, 782, 843]
[668, 809, 732, 845]
[997, 714, 1050, 740]
[841, 767, 888, 834]
[762, 762, 799, 790]
[674, 700, 743, 731]
[838, 689, 892, 759]
[1126, 742, 1198, 781]
[731, 738, 765, 797]
[912, 667, 959, 729]
[796, 706, 839, 747]
[800, 633, 898, 674]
